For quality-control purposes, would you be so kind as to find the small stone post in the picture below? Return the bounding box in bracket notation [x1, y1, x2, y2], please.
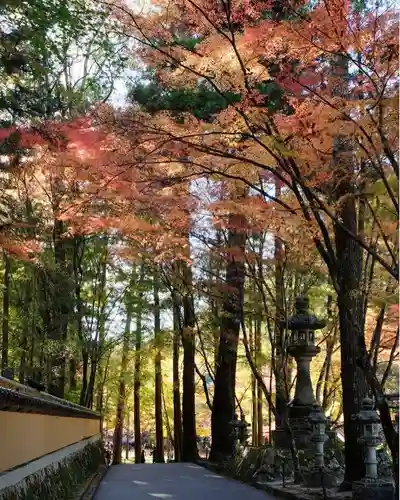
[352, 398, 394, 500]
[304, 405, 335, 487]
[309, 406, 327, 469]
[229, 413, 241, 453]
[237, 413, 250, 446]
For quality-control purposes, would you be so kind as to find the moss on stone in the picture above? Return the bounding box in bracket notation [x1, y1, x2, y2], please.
[0, 440, 104, 500]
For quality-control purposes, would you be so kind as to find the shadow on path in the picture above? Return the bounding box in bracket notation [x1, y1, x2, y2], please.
[94, 463, 272, 499]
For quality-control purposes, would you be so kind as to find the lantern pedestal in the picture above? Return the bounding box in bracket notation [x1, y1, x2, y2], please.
[286, 345, 321, 449]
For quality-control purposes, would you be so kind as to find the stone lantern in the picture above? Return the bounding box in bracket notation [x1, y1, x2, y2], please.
[352, 397, 394, 500]
[286, 296, 326, 448]
[229, 413, 241, 452]
[304, 405, 335, 487]
[237, 413, 250, 446]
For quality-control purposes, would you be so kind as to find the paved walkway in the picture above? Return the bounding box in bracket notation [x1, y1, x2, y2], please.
[94, 463, 271, 499]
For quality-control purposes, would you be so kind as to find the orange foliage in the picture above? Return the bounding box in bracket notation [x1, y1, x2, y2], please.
[103, 0, 398, 277]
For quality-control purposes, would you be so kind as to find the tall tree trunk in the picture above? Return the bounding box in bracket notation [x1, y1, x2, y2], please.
[112, 272, 134, 465]
[19, 265, 32, 384]
[154, 269, 164, 463]
[162, 382, 173, 452]
[1, 251, 10, 375]
[210, 203, 247, 460]
[85, 350, 98, 409]
[95, 239, 108, 413]
[49, 217, 69, 398]
[73, 236, 87, 405]
[125, 405, 130, 460]
[182, 263, 198, 461]
[334, 136, 368, 488]
[250, 317, 257, 445]
[212, 229, 223, 372]
[172, 289, 182, 462]
[85, 241, 108, 409]
[69, 358, 77, 391]
[255, 311, 263, 445]
[268, 360, 273, 443]
[336, 210, 368, 486]
[80, 349, 89, 406]
[134, 270, 144, 464]
[274, 177, 286, 428]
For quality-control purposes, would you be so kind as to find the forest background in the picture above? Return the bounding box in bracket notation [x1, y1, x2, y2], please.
[0, 0, 398, 491]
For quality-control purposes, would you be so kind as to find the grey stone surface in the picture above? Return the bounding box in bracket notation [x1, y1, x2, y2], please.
[95, 463, 274, 500]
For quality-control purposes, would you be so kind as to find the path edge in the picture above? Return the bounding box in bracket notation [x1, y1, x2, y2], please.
[195, 459, 315, 500]
[76, 465, 109, 500]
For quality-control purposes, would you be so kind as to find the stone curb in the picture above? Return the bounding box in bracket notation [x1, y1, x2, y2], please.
[196, 459, 318, 500]
[252, 481, 315, 500]
[77, 465, 108, 500]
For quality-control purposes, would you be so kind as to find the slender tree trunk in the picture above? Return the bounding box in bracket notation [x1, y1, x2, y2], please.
[182, 263, 198, 461]
[172, 289, 182, 461]
[73, 237, 87, 405]
[252, 373, 257, 445]
[268, 360, 273, 443]
[134, 274, 143, 464]
[212, 229, 223, 372]
[85, 352, 98, 409]
[125, 405, 130, 460]
[112, 274, 134, 465]
[250, 318, 257, 445]
[274, 178, 286, 428]
[162, 382, 173, 454]
[95, 240, 108, 413]
[255, 298, 263, 445]
[80, 349, 89, 406]
[154, 269, 164, 463]
[86, 242, 108, 409]
[322, 328, 338, 411]
[28, 272, 37, 373]
[19, 264, 31, 384]
[210, 205, 247, 460]
[1, 251, 10, 375]
[99, 352, 111, 434]
[50, 217, 69, 398]
[69, 358, 77, 391]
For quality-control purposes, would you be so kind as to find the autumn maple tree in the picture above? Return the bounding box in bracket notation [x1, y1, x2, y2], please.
[105, 0, 399, 486]
[0, 0, 397, 491]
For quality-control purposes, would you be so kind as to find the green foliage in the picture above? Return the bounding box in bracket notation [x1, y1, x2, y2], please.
[130, 78, 241, 121]
[0, 0, 128, 126]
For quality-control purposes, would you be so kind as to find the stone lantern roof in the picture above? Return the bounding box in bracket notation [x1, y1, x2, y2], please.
[284, 296, 326, 332]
